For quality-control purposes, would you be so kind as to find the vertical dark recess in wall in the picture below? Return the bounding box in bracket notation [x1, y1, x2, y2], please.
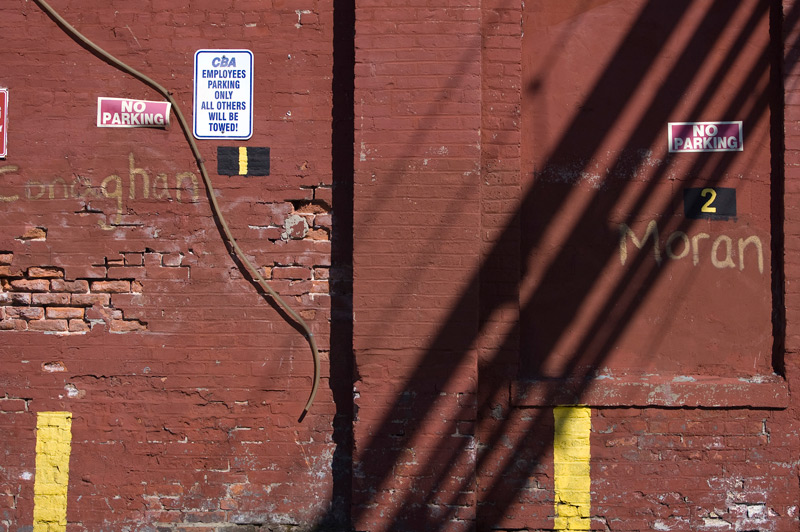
[328, 0, 355, 528]
[771, 0, 786, 376]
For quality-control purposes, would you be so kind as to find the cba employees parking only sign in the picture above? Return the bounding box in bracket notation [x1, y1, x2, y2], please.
[194, 50, 253, 140]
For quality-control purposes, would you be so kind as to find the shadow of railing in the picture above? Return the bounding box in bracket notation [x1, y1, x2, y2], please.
[329, 0, 793, 530]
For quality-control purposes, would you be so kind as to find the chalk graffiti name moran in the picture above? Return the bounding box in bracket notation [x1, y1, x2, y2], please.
[619, 221, 764, 274]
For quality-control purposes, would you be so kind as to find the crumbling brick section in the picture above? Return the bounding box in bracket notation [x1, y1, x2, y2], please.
[154, 524, 303, 532]
[247, 199, 331, 243]
[0, 252, 146, 334]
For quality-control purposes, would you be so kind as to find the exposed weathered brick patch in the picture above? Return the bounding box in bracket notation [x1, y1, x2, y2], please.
[90, 280, 131, 293]
[246, 200, 332, 244]
[0, 252, 148, 334]
[0, 396, 29, 413]
[9, 279, 50, 292]
[18, 227, 47, 241]
[50, 279, 90, 292]
[31, 292, 71, 306]
[153, 523, 315, 532]
[28, 266, 63, 279]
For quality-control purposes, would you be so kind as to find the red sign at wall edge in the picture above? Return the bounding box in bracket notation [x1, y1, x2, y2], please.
[0, 89, 7, 158]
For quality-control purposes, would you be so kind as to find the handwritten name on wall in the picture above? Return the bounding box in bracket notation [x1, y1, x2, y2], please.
[619, 221, 764, 274]
[0, 154, 199, 230]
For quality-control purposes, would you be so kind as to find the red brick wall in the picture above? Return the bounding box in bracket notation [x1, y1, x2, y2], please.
[3, 0, 800, 531]
[353, 0, 800, 531]
[1, 1, 335, 530]
[352, 1, 483, 530]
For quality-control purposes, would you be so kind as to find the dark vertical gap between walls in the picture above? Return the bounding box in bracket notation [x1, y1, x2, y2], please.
[771, 0, 786, 376]
[327, 0, 356, 529]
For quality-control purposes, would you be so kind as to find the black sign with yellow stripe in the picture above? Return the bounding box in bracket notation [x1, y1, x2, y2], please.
[217, 146, 270, 176]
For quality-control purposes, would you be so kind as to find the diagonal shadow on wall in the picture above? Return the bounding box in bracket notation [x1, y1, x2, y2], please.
[328, 0, 794, 530]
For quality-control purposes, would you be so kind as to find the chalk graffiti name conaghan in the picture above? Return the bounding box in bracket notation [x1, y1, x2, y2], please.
[0, 154, 199, 230]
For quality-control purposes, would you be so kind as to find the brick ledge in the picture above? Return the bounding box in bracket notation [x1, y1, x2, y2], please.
[512, 374, 789, 408]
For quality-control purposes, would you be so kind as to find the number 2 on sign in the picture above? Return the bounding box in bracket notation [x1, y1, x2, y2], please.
[701, 188, 717, 213]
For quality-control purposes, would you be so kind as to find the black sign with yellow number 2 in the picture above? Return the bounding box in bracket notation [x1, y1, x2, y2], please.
[683, 187, 736, 220]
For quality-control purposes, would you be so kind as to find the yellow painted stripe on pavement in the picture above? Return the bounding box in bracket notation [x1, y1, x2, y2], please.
[33, 411, 73, 532]
[554, 405, 591, 530]
[238, 146, 248, 175]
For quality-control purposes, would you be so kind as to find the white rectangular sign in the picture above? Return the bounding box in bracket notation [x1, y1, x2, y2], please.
[194, 50, 253, 140]
[97, 97, 171, 128]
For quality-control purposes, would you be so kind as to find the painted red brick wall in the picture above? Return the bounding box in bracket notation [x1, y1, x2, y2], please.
[3, 0, 800, 531]
[352, 2, 483, 530]
[1, 1, 336, 530]
[354, 1, 800, 531]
